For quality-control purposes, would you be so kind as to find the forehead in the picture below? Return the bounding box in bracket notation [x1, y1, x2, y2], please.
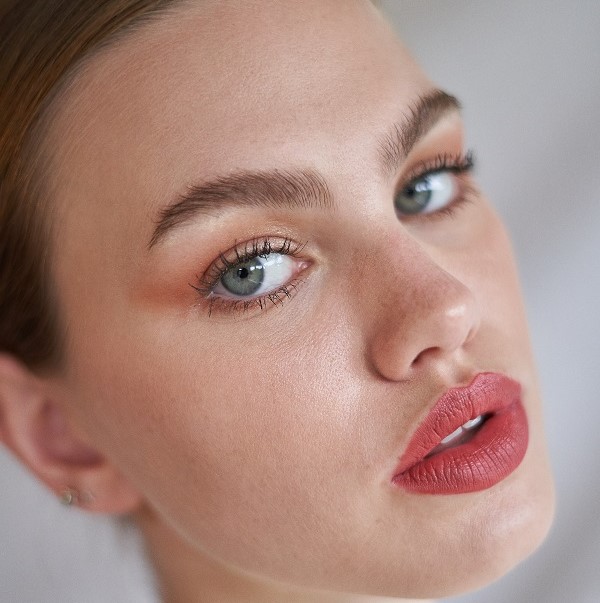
[47, 0, 429, 274]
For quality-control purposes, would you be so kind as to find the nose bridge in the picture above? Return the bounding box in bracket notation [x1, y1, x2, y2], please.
[365, 233, 481, 381]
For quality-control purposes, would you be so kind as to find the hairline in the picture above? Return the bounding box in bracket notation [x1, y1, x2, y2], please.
[17, 0, 187, 372]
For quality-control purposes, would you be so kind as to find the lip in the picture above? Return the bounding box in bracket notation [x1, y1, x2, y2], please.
[391, 372, 528, 495]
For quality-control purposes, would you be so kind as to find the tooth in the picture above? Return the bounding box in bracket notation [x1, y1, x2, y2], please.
[440, 425, 464, 445]
[463, 416, 483, 430]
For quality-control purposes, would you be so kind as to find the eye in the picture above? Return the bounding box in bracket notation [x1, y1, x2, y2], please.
[191, 237, 309, 317]
[394, 151, 475, 217]
[394, 170, 460, 216]
[213, 253, 296, 299]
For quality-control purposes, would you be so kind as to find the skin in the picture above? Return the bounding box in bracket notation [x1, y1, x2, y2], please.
[0, 1, 555, 602]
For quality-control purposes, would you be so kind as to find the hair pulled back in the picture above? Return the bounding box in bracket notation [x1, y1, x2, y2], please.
[0, 0, 177, 370]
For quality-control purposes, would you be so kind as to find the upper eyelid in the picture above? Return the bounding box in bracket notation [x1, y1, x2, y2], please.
[198, 237, 306, 289]
[392, 152, 476, 220]
[398, 151, 475, 187]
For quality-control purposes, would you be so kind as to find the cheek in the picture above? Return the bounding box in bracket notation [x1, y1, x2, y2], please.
[64, 308, 383, 575]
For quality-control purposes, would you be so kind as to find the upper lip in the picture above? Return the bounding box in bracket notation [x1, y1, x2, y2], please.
[393, 372, 522, 476]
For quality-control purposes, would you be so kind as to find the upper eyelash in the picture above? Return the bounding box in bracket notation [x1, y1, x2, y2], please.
[402, 150, 475, 186]
[210, 237, 304, 279]
[190, 237, 307, 309]
[395, 150, 477, 220]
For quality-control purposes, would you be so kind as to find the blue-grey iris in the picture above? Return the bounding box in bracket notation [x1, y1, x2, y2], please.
[221, 258, 265, 296]
[395, 174, 436, 215]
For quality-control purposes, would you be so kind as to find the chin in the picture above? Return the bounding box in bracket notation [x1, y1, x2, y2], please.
[365, 451, 556, 601]
[424, 458, 555, 599]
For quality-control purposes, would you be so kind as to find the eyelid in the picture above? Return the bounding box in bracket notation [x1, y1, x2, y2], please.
[399, 150, 475, 189]
[190, 236, 310, 317]
[392, 150, 476, 220]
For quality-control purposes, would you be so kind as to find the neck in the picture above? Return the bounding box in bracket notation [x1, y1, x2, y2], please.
[135, 507, 433, 603]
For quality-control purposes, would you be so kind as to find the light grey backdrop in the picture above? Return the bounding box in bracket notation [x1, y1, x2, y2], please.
[1, 2, 599, 602]
[382, 2, 600, 602]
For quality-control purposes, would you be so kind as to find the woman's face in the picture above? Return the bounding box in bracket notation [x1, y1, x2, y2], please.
[44, 0, 554, 598]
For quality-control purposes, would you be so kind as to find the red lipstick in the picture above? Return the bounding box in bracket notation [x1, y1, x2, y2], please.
[392, 372, 528, 494]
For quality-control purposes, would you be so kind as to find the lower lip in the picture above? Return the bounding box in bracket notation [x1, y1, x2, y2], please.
[392, 400, 529, 495]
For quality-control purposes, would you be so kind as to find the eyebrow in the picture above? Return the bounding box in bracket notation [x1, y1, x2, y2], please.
[378, 89, 461, 177]
[148, 88, 460, 249]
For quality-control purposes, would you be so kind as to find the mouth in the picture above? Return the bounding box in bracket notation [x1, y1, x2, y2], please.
[424, 413, 490, 458]
[391, 373, 529, 495]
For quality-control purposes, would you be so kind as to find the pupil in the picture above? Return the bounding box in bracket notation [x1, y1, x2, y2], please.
[238, 267, 249, 279]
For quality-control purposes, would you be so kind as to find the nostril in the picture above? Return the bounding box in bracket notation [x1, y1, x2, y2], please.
[410, 345, 444, 369]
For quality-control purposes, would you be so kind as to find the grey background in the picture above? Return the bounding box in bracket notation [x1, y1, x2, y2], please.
[1, 1, 599, 601]
[382, 2, 600, 602]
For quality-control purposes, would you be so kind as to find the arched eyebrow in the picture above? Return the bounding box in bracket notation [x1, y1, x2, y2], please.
[148, 168, 333, 249]
[148, 88, 460, 250]
[378, 89, 461, 178]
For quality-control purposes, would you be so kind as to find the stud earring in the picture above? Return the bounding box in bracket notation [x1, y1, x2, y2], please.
[59, 488, 79, 506]
[59, 488, 94, 507]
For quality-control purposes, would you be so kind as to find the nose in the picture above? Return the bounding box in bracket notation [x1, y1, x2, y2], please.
[367, 239, 481, 382]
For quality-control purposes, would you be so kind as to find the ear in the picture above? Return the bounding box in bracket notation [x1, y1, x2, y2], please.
[0, 354, 142, 514]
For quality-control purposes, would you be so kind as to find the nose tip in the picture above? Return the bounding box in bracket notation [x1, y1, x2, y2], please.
[368, 267, 481, 382]
[410, 299, 480, 369]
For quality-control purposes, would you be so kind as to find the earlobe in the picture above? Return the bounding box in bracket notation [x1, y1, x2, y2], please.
[0, 354, 142, 515]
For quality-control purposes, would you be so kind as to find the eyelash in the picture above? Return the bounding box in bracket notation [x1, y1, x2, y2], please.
[399, 150, 476, 219]
[192, 149, 477, 316]
[191, 237, 307, 317]
[406, 149, 474, 180]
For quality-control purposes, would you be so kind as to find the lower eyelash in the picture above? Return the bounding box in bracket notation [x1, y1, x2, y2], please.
[190, 237, 307, 317]
[428, 181, 479, 221]
[397, 149, 478, 222]
[204, 279, 302, 317]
